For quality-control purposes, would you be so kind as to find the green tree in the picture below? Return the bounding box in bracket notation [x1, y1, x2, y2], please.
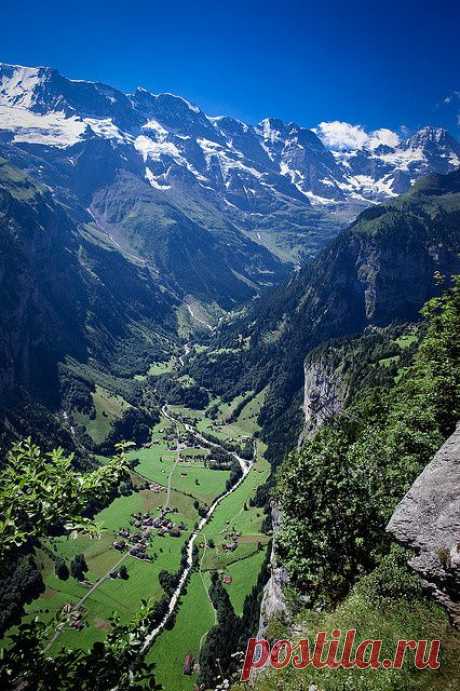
[54, 557, 69, 581]
[70, 554, 88, 581]
[0, 440, 132, 565]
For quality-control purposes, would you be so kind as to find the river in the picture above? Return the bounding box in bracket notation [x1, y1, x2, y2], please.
[140, 405, 252, 653]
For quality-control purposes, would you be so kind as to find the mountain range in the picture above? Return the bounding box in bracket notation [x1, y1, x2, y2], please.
[1, 62, 460, 269]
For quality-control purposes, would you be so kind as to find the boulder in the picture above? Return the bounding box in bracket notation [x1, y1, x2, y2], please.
[387, 423, 460, 625]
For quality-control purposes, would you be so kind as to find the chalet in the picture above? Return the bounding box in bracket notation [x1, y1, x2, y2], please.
[183, 654, 194, 675]
[223, 542, 237, 552]
[112, 540, 126, 551]
[223, 575, 232, 584]
[130, 545, 145, 557]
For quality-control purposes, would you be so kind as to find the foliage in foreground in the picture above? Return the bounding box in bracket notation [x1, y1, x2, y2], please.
[277, 276, 460, 606]
[0, 600, 161, 690]
[0, 439, 131, 565]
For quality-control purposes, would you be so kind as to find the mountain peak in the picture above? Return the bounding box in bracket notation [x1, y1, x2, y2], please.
[0, 63, 56, 109]
[406, 126, 453, 147]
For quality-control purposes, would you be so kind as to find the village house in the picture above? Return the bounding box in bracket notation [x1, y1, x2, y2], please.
[223, 542, 237, 552]
[112, 540, 126, 551]
[183, 654, 194, 675]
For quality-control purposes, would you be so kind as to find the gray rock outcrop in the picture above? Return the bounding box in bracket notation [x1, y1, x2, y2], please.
[257, 504, 290, 639]
[301, 351, 347, 443]
[387, 423, 460, 625]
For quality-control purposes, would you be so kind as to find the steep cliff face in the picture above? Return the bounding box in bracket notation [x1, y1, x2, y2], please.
[301, 350, 348, 443]
[387, 423, 460, 626]
[257, 505, 290, 639]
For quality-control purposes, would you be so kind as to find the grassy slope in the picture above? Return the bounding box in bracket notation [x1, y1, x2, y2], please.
[240, 585, 460, 691]
[74, 384, 131, 445]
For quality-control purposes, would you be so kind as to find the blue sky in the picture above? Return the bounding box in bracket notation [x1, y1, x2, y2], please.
[1, 0, 460, 135]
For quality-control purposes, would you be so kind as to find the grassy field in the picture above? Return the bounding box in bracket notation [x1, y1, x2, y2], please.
[192, 388, 267, 444]
[146, 572, 216, 691]
[199, 449, 270, 572]
[129, 446, 230, 505]
[225, 549, 268, 615]
[73, 384, 131, 444]
[147, 358, 176, 377]
[145, 397, 272, 688]
[10, 486, 199, 653]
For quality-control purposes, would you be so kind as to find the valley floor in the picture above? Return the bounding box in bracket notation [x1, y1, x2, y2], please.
[1, 344, 271, 690]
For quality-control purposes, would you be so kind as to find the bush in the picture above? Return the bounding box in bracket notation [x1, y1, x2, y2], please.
[70, 554, 88, 581]
[55, 558, 69, 581]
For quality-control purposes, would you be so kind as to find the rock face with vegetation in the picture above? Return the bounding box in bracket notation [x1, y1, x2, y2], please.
[301, 346, 348, 441]
[240, 249, 460, 691]
[257, 505, 290, 638]
[388, 423, 460, 626]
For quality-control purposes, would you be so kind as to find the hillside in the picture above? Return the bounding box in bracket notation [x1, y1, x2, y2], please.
[235, 264, 460, 691]
[0, 157, 177, 452]
[191, 170, 460, 464]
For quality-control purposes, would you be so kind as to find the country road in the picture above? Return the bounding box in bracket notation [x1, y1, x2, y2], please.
[45, 550, 130, 653]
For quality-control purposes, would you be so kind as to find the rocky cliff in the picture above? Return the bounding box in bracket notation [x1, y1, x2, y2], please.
[257, 505, 290, 639]
[387, 423, 460, 626]
[300, 347, 348, 444]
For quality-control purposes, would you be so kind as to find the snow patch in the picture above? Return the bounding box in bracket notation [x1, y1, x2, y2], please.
[145, 167, 171, 190]
[84, 118, 129, 142]
[0, 65, 43, 109]
[0, 105, 86, 147]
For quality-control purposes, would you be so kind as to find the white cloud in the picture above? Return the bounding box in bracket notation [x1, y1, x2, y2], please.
[368, 128, 401, 149]
[314, 121, 400, 151]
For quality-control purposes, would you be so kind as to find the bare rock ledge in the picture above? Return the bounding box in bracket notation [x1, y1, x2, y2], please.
[387, 422, 460, 625]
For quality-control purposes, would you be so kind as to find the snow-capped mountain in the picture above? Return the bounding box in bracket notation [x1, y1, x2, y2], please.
[1, 62, 459, 264]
